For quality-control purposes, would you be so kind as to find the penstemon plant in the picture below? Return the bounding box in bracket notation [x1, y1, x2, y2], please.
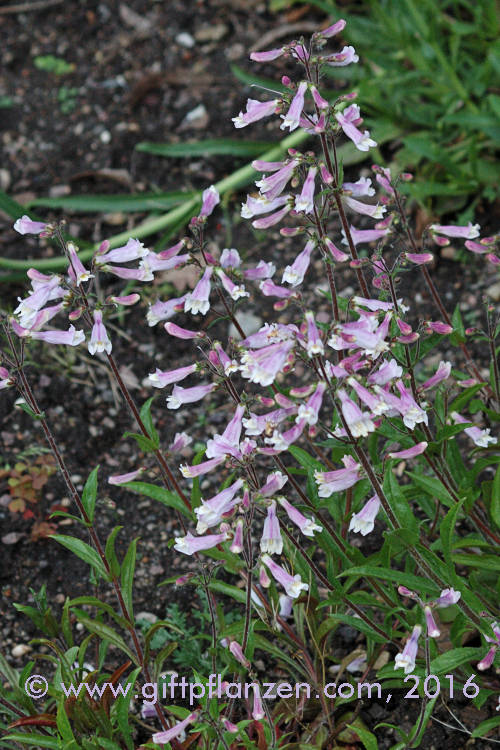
[1, 18, 500, 750]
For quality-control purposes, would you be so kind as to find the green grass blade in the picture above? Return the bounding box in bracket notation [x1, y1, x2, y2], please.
[135, 139, 273, 158]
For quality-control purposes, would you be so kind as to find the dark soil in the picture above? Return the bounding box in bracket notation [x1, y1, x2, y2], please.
[0, 1, 499, 748]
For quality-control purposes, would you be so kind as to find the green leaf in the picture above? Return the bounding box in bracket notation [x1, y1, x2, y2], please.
[406, 471, 455, 508]
[322, 614, 388, 643]
[471, 715, 500, 739]
[121, 538, 138, 619]
[3, 733, 60, 748]
[346, 722, 378, 750]
[339, 566, 439, 595]
[430, 646, 482, 673]
[76, 615, 137, 663]
[122, 431, 159, 453]
[384, 470, 418, 539]
[52, 535, 108, 580]
[449, 383, 485, 414]
[136, 138, 273, 158]
[288, 445, 324, 472]
[139, 397, 159, 447]
[451, 552, 500, 570]
[27, 191, 196, 213]
[81, 466, 99, 523]
[208, 580, 247, 604]
[440, 498, 465, 584]
[122, 481, 191, 518]
[104, 526, 122, 578]
[490, 464, 500, 529]
[34, 55, 74, 75]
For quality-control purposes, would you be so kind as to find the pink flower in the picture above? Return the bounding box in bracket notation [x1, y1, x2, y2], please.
[348, 494, 380, 535]
[109, 293, 140, 306]
[294, 167, 317, 213]
[297, 381, 326, 425]
[367, 358, 402, 386]
[199, 185, 220, 219]
[220, 247, 241, 268]
[260, 279, 294, 298]
[424, 606, 441, 638]
[388, 442, 428, 459]
[96, 238, 148, 264]
[259, 471, 288, 497]
[310, 86, 329, 110]
[324, 237, 349, 262]
[477, 622, 500, 671]
[151, 713, 198, 745]
[394, 624, 421, 674]
[0, 368, 12, 390]
[305, 311, 324, 357]
[216, 268, 248, 300]
[88, 310, 112, 355]
[152, 713, 198, 745]
[148, 364, 197, 388]
[326, 45, 359, 66]
[206, 404, 245, 460]
[184, 266, 213, 316]
[344, 196, 386, 219]
[14, 275, 64, 328]
[13, 215, 47, 235]
[252, 205, 291, 229]
[278, 497, 322, 537]
[282, 240, 314, 286]
[169, 432, 192, 452]
[229, 640, 250, 668]
[450, 411, 496, 447]
[230, 519, 244, 554]
[434, 588, 461, 607]
[250, 47, 285, 62]
[264, 418, 306, 453]
[261, 554, 309, 598]
[139, 251, 189, 276]
[260, 500, 283, 554]
[251, 686, 265, 720]
[256, 159, 299, 201]
[233, 98, 280, 128]
[343, 226, 390, 246]
[404, 252, 434, 264]
[164, 322, 204, 339]
[240, 339, 295, 387]
[244, 260, 276, 279]
[347, 377, 388, 415]
[317, 19, 346, 38]
[338, 388, 375, 437]
[420, 361, 451, 391]
[30, 325, 85, 346]
[67, 242, 93, 285]
[336, 104, 376, 150]
[314, 456, 362, 497]
[281, 81, 307, 131]
[425, 320, 453, 335]
[180, 456, 224, 478]
[195, 479, 243, 533]
[174, 531, 228, 556]
[241, 194, 289, 219]
[167, 382, 216, 409]
[430, 222, 480, 239]
[395, 380, 428, 429]
[99, 264, 150, 281]
[343, 177, 375, 197]
[108, 468, 144, 485]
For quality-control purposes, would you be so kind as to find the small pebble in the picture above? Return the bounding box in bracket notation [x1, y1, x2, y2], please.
[176, 32, 195, 48]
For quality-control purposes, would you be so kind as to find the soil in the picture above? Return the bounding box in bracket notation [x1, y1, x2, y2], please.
[0, 1, 499, 748]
